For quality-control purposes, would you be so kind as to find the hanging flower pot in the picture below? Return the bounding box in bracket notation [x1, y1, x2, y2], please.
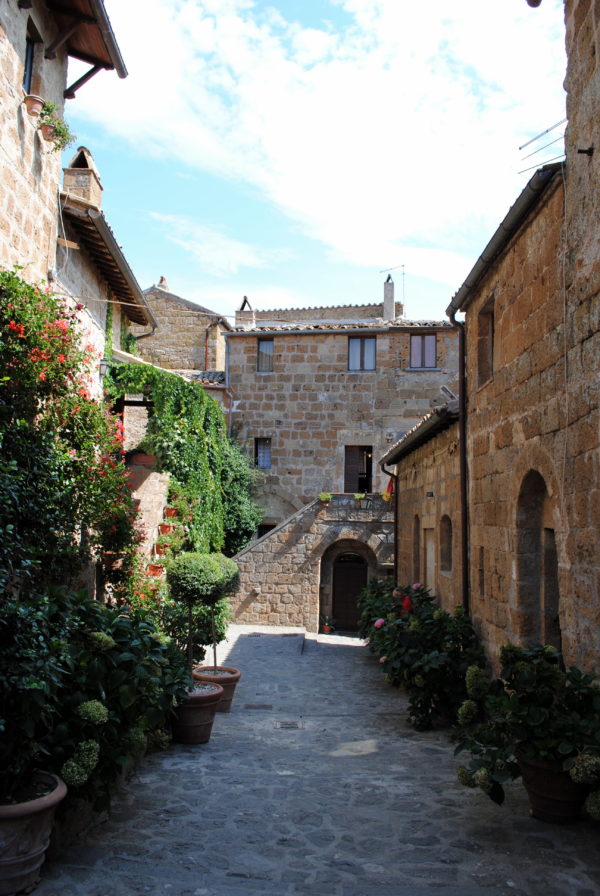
[155, 543, 168, 557]
[147, 563, 164, 578]
[23, 94, 44, 116]
[130, 453, 155, 467]
[40, 123, 55, 142]
[165, 507, 178, 518]
[158, 522, 174, 535]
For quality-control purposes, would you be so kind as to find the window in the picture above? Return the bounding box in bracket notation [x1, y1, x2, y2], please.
[254, 437, 271, 469]
[410, 333, 437, 368]
[23, 36, 35, 93]
[440, 515, 453, 572]
[477, 297, 494, 386]
[257, 338, 273, 372]
[344, 445, 372, 492]
[348, 336, 376, 371]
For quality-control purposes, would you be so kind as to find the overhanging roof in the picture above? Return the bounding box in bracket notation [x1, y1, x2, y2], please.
[45, 0, 126, 75]
[60, 193, 156, 327]
[380, 401, 459, 466]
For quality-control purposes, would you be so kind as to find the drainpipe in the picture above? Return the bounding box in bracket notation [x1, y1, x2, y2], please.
[448, 309, 470, 614]
[135, 325, 157, 341]
[380, 464, 398, 585]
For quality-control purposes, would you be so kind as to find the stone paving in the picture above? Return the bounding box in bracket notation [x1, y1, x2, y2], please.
[36, 626, 600, 896]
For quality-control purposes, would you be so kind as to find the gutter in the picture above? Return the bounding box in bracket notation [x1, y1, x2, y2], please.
[89, 0, 128, 77]
[447, 311, 470, 614]
[225, 323, 451, 339]
[446, 163, 562, 316]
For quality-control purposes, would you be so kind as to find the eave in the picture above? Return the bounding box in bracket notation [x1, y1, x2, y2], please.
[380, 401, 459, 466]
[59, 192, 156, 328]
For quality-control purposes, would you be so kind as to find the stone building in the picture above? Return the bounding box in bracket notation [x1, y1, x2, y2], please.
[227, 284, 460, 528]
[384, 0, 599, 671]
[230, 494, 394, 632]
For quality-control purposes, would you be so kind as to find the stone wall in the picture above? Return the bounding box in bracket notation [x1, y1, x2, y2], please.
[133, 285, 227, 371]
[464, 175, 599, 670]
[231, 494, 394, 631]
[227, 324, 459, 520]
[394, 421, 462, 610]
[0, 1, 68, 282]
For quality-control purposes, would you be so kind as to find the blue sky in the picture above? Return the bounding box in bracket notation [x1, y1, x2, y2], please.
[64, 0, 567, 324]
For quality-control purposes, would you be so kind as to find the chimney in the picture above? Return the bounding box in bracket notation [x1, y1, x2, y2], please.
[157, 276, 170, 291]
[62, 147, 103, 208]
[383, 275, 395, 321]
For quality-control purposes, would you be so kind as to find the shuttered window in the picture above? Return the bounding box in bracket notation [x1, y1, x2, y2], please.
[410, 333, 437, 368]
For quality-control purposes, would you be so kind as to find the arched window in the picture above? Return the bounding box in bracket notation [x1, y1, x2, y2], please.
[516, 470, 561, 651]
[440, 515, 452, 572]
[413, 515, 420, 582]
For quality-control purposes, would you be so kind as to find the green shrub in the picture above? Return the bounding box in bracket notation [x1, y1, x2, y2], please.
[0, 590, 188, 807]
[357, 580, 485, 730]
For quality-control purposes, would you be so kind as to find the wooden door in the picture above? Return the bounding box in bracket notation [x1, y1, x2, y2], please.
[332, 554, 368, 631]
[424, 528, 436, 592]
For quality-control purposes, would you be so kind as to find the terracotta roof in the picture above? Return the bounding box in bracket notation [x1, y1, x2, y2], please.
[60, 193, 155, 327]
[46, 0, 126, 78]
[380, 400, 459, 466]
[229, 319, 451, 335]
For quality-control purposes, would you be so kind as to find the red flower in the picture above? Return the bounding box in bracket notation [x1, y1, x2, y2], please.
[400, 596, 412, 615]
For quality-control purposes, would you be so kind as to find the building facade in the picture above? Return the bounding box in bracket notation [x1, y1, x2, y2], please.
[227, 287, 459, 528]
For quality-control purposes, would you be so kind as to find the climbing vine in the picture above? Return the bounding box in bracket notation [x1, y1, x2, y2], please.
[106, 364, 262, 555]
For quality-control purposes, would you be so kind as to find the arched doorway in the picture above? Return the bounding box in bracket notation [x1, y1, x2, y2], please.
[332, 553, 368, 632]
[516, 470, 561, 651]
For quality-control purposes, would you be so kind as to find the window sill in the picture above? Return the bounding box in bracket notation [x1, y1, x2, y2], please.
[405, 367, 441, 372]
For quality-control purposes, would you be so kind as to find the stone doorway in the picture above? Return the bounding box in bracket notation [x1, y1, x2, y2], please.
[332, 553, 368, 632]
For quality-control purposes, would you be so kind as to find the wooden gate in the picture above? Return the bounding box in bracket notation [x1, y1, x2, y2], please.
[332, 553, 368, 632]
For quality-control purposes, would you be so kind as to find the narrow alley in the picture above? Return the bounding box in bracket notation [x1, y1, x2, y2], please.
[35, 627, 599, 896]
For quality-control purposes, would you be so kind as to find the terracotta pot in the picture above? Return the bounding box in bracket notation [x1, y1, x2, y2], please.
[147, 563, 164, 578]
[322, 625, 333, 634]
[172, 684, 223, 743]
[517, 753, 590, 823]
[0, 772, 67, 895]
[155, 543, 168, 556]
[192, 666, 241, 713]
[23, 94, 44, 116]
[40, 123, 55, 142]
[165, 507, 178, 518]
[158, 522, 174, 535]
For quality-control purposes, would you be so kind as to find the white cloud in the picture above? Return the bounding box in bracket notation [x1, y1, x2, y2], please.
[149, 212, 294, 276]
[72, 0, 567, 275]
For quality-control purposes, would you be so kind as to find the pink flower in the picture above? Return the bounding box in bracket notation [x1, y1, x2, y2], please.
[379, 656, 387, 664]
[373, 618, 385, 629]
[412, 583, 421, 590]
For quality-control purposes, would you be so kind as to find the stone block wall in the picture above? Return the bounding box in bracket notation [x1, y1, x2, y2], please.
[231, 495, 394, 631]
[394, 422, 462, 610]
[0, 1, 68, 282]
[227, 324, 459, 520]
[464, 176, 599, 671]
[132, 285, 226, 371]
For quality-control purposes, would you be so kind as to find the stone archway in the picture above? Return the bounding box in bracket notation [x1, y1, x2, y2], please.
[319, 539, 378, 633]
[515, 469, 562, 651]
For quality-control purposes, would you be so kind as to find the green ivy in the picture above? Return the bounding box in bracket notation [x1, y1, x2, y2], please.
[106, 364, 261, 556]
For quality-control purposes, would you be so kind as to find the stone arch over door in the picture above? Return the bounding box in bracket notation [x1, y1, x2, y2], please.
[319, 539, 379, 633]
[514, 469, 562, 652]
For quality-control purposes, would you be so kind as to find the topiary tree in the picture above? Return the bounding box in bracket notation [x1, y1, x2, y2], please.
[167, 553, 239, 681]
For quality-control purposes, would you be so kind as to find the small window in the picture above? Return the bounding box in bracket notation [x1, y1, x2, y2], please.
[254, 437, 271, 469]
[440, 515, 452, 572]
[410, 333, 437, 368]
[348, 336, 376, 371]
[23, 36, 35, 93]
[477, 298, 494, 386]
[257, 338, 273, 372]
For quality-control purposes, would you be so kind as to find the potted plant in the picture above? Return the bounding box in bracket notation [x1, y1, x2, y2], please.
[186, 555, 242, 714]
[37, 102, 75, 152]
[320, 614, 335, 634]
[23, 94, 44, 116]
[167, 553, 239, 738]
[318, 492, 332, 506]
[454, 644, 600, 823]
